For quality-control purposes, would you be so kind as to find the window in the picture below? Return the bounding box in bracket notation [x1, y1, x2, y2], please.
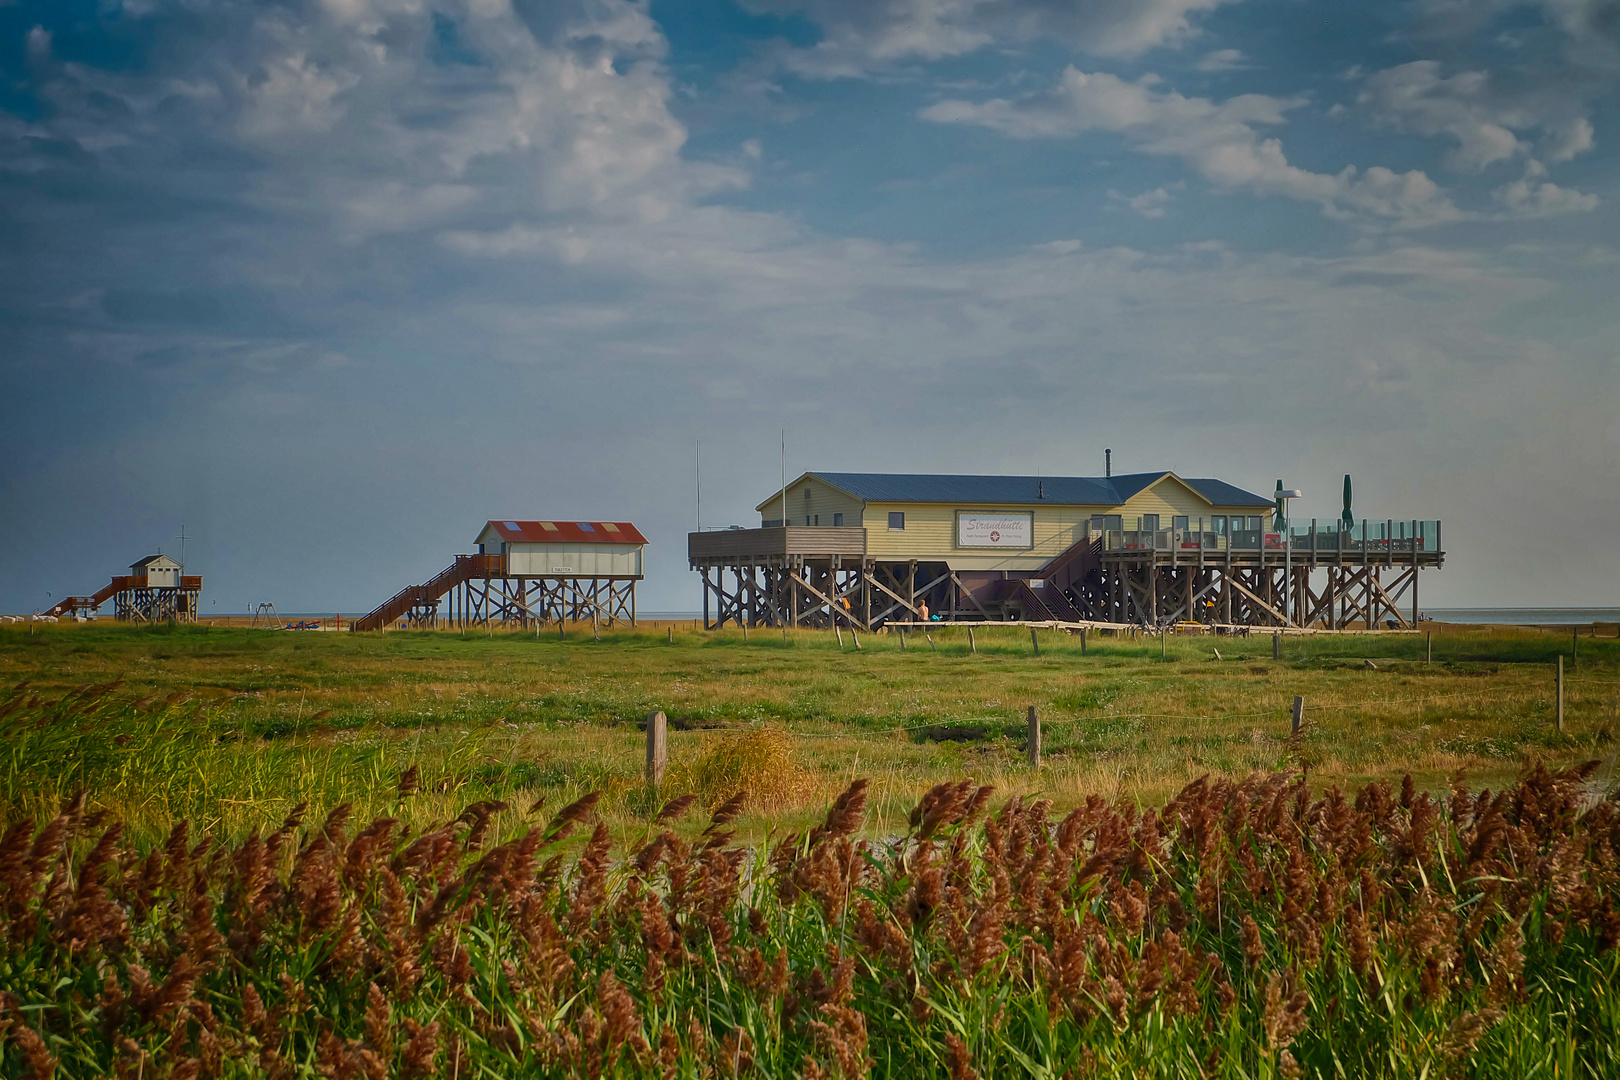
[1141, 514, 1159, 532]
[1172, 515, 1188, 532]
[806, 515, 811, 526]
[814, 514, 819, 525]
[1212, 516, 1228, 536]
[888, 512, 905, 530]
[833, 512, 843, 527]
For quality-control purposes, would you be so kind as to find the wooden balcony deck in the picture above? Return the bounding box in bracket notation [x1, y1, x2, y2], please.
[688, 527, 867, 563]
[1100, 522, 1442, 570]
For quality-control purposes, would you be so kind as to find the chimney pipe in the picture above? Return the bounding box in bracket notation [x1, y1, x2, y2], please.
[1105, 448, 1112, 478]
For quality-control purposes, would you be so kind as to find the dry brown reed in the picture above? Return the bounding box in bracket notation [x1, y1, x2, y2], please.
[1, 754, 1618, 1077]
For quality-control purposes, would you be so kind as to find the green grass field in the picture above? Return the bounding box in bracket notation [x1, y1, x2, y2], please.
[2, 620, 1614, 846]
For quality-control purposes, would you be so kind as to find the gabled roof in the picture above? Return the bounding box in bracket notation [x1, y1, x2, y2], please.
[131, 554, 181, 570]
[769, 472, 1273, 509]
[478, 520, 648, 546]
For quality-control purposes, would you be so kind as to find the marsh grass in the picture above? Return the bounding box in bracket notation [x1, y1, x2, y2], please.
[1, 621, 1616, 845]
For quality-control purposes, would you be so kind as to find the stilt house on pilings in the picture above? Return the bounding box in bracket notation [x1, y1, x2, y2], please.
[688, 471, 1442, 631]
[350, 520, 647, 631]
[44, 553, 201, 622]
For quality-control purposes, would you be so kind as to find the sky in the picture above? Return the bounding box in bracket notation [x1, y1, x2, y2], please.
[1, 0, 1617, 615]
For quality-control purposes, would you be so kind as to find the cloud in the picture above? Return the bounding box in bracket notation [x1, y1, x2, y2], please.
[1529, 0, 1620, 52]
[1359, 61, 1597, 171]
[1494, 175, 1601, 216]
[1195, 48, 1249, 71]
[923, 68, 1460, 226]
[25, 24, 51, 61]
[1412, 0, 1620, 51]
[1111, 186, 1175, 217]
[237, 50, 360, 138]
[739, 0, 1241, 77]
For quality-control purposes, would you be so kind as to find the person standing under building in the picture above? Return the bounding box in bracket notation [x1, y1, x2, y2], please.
[918, 599, 929, 623]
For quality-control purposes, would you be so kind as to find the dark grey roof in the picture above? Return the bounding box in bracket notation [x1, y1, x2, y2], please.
[130, 554, 178, 568]
[809, 471, 1273, 508]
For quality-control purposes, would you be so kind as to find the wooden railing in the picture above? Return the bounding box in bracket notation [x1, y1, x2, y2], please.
[349, 554, 504, 632]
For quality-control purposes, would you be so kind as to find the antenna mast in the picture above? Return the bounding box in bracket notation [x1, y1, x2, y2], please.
[781, 430, 787, 528]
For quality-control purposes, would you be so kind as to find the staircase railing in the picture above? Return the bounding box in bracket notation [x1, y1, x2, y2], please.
[44, 576, 137, 618]
[1040, 535, 1103, 593]
[1003, 579, 1058, 623]
[349, 554, 504, 631]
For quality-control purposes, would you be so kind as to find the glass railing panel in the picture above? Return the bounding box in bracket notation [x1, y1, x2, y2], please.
[1102, 522, 1436, 554]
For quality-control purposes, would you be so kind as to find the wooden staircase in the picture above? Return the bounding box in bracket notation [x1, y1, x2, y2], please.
[349, 554, 503, 632]
[43, 578, 127, 619]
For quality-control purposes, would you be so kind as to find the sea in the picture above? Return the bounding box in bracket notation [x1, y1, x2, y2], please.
[1422, 608, 1620, 626]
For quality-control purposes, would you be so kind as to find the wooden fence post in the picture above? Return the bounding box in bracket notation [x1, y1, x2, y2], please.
[1080, 628, 1087, 655]
[927, 633, 936, 652]
[1272, 633, 1280, 661]
[851, 628, 863, 651]
[668, 627, 673, 644]
[1556, 655, 1565, 734]
[967, 627, 976, 654]
[1291, 696, 1304, 737]
[1426, 632, 1431, 665]
[741, 621, 747, 643]
[1027, 706, 1041, 769]
[646, 710, 668, 786]
[1573, 626, 1578, 671]
[899, 628, 908, 651]
[835, 624, 844, 649]
[1030, 627, 1040, 656]
[1161, 629, 1167, 660]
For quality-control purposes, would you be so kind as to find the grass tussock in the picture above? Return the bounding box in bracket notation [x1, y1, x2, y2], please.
[667, 727, 808, 812]
[2, 760, 1618, 1078]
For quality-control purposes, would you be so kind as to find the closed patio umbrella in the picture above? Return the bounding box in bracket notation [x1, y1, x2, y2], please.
[1341, 474, 1354, 532]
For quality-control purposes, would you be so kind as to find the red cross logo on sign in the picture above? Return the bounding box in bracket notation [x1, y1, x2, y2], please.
[990, 530, 1001, 542]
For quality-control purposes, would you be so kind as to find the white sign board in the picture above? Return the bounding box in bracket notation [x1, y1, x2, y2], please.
[956, 511, 1033, 549]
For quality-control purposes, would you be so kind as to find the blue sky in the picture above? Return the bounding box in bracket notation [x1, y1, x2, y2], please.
[2, 0, 1617, 613]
